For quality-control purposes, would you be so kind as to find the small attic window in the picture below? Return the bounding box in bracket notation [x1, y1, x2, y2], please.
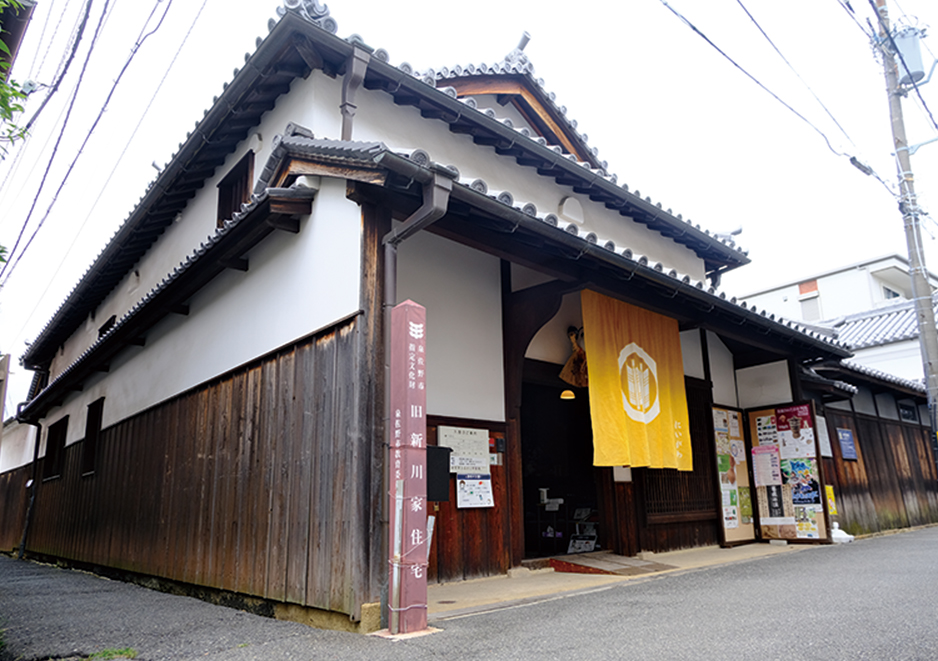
[217, 151, 254, 228]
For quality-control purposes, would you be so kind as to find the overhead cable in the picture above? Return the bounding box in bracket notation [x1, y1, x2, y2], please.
[2, 0, 209, 356]
[0, 0, 175, 288]
[23, 0, 94, 133]
[658, 0, 848, 158]
[736, 0, 858, 148]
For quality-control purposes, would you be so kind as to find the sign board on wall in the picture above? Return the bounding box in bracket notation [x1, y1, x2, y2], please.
[456, 474, 494, 508]
[748, 403, 828, 543]
[837, 428, 858, 461]
[440, 426, 490, 475]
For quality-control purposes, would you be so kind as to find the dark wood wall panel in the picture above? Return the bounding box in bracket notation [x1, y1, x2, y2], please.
[16, 317, 373, 618]
[426, 419, 510, 583]
[823, 409, 938, 536]
[0, 466, 29, 552]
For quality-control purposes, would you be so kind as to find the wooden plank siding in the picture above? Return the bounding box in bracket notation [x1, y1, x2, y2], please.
[0, 466, 29, 552]
[425, 418, 510, 583]
[633, 377, 720, 553]
[11, 316, 377, 619]
[822, 409, 938, 536]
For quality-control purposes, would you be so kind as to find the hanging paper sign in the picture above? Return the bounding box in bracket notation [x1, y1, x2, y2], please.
[782, 458, 821, 505]
[456, 474, 494, 508]
[752, 445, 782, 486]
[816, 415, 833, 458]
[440, 426, 490, 475]
[777, 404, 815, 458]
[755, 415, 778, 446]
[826, 485, 838, 515]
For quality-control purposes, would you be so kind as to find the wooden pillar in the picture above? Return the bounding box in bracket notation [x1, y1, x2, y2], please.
[500, 267, 577, 565]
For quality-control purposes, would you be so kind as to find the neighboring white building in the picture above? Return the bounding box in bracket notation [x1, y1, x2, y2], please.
[740, 254, 938, 381]
[739, 255, 938, 323]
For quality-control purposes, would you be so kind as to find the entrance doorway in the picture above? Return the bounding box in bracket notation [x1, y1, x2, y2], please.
[520, 368, 598, 558]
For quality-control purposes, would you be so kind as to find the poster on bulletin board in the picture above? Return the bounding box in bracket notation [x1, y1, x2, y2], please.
[748, 403, 829, 543]
[713, 407, 755, 545]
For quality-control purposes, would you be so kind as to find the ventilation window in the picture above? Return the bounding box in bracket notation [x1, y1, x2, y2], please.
[217, 151, 255, 228]
[81, 398, 105, 476]
[884, 286, 901, 300]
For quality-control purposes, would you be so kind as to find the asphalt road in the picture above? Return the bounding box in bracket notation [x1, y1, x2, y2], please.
[2, 527, 937, 660]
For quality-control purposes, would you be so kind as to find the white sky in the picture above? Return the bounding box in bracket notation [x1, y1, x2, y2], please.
[1, 0, 937, 416]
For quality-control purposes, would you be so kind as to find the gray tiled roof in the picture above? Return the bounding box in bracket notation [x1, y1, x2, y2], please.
[18, 2, 751, 370]
[820, 359, 927, 395]
[828, 296, 938, 349]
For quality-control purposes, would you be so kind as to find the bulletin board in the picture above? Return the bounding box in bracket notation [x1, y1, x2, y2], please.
[747, 403, 829, 543]
[713, 407, 755, 545]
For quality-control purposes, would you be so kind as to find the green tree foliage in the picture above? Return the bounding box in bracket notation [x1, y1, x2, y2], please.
[0, 0, 28, 156]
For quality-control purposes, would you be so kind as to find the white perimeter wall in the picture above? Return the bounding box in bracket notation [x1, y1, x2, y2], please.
[397, 231, 505, 422]
[0, 420, 36, 473]
[39, 177, 362, 450]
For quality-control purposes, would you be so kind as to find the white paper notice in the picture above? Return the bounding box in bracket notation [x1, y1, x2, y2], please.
[440, 426, 490, 476]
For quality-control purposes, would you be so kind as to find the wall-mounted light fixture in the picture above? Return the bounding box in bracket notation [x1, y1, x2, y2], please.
[560, 389, 575, 400]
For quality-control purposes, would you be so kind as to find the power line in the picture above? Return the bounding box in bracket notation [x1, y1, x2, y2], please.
[658, 0, 849, 158]
[0, 0, 107, 283]
[736, 0, 858, 148]
[0, 0, 175, 288]
[22, 0, 94, 134]
[25, 0, 58, 81]
[837, 0, 876, 38]
[1, 0, 210, 358]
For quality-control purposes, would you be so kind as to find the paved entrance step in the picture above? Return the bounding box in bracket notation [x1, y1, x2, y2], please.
[542, 550, 677, 576]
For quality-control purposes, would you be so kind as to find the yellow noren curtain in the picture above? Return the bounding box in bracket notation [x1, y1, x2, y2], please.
[582, 290, 693, 471]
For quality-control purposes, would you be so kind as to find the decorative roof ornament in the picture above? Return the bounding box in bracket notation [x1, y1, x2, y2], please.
[504, 32, 534, 74]
[277, 0, 338, 34]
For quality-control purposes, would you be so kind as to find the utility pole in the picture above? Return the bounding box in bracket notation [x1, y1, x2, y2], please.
[874, 0, 938, 437]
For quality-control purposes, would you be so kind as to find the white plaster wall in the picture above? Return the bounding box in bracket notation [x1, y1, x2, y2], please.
[49, 71, 345, 381]
[526, 293, 582, 365]
[397, 231, 505, 422]
[875, 393, 899, 420]
[853, 387, 877, 415]
[354, 88, 708, 280]
[735, 360, 792, 409]
[850, 341, 926, 382]
[680, 330, 704, 380]
[707, 331, 738, 408]
[41, 178, 362, 445]
[0, 419, 36, 473]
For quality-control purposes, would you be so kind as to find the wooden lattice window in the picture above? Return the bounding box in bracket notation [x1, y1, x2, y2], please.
[43, 416, 69, 480]
[641, 378, 717, 522]
[217, 151, 254, 227]
[81, 398, 104, 476]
